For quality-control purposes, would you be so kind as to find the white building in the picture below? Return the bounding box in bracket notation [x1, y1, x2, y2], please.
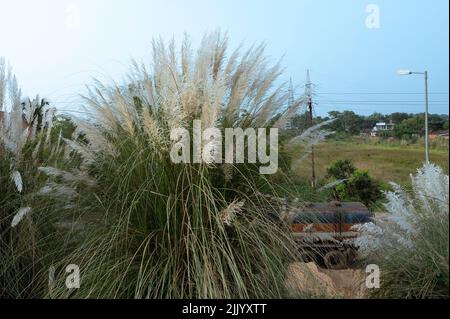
[371, 122, 395, 137]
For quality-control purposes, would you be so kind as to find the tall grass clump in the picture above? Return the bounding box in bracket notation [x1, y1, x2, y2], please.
[47, 32, 306, 298]
[0, 58, 80, 298]
[353, 163, 449, 298]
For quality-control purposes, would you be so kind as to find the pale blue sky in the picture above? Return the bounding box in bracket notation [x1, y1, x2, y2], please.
[0, 0, 448, 116]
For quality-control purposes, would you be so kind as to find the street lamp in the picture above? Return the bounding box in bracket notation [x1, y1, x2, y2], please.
[397, 69, 430, 163]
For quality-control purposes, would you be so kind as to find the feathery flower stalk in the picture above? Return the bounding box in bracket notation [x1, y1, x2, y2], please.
[11, 207, 32, 227]
[37, 182, 78, 199]
[352, 163, 449, 298]
[38, 166, 96, 186]
[318, 179, 348, 192]
[10, 170, 23, 193]
[354, 163, 449, 253]
[219, 200, 245, 226]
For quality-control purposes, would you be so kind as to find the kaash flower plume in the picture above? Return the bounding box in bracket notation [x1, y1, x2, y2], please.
[11, 207, 32, 228]
[352, 163, 449, 298]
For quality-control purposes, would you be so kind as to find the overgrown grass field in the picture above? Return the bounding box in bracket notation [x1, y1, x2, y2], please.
[291, 139, 449, 186]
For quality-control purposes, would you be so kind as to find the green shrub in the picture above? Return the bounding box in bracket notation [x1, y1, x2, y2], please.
[334, 170, 383, 206]
[326, 159, 356, 180]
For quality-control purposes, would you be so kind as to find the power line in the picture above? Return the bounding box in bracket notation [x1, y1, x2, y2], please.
[316, 92, 449, 95]
[316, 100, 448, 103]
[315, 102, 448, 106]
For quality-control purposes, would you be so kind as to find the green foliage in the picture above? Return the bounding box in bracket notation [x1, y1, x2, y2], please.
[326, 159, 356, 180]
[47, 132, 300, 299]
[334, 170, 383, 206]
[0, 133, 75, 298]
[52, 115, 77, 139]
[287, 110, 448, 141]
[325, 159, 383, 206]
[394, 116, 424, 139]
[444, 121, 449, 130]
[327, 111, 363, 135]
[371, 213, 449, 298]
[388, 112, 410, 125]
[284, 113, 328, 137]
[393, 113, 449, 139]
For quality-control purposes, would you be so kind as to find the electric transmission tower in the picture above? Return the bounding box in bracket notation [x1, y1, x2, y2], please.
[285, 78, 295, 130]
[289, 78, 295, 108]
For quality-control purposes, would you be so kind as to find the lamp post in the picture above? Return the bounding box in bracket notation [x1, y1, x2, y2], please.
[397, 69, 430, 163]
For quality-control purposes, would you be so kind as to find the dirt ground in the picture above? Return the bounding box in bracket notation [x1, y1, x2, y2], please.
[287, 262, 367, 298]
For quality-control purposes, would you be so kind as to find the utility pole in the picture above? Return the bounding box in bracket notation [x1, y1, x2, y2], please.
[305, 70, 316, 189]
[397, 69, 430, 163]
[424, 71, 430, 163]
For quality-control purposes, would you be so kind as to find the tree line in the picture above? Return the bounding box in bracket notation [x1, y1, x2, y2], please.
[286, 110, 449, 139]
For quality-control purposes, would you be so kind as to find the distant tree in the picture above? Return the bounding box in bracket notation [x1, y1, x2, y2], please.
[289, 110, 448, 139]
[394, 116, 424, 139]
[327, 110, 363, 135]
[52, 115, 77, 139]
[428, 114, 448, 132]
[290, 113, 310, 132]
[364, 112, 388, 129]
[284, 113, 327, 136]
[21, 96, 50, 131]
[389, 112, 411, 125]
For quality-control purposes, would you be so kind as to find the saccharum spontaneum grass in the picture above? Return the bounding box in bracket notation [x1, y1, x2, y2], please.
[0, 58, 77, 298]
[353, 163, 449, 298]
[43, 32, 305, 299]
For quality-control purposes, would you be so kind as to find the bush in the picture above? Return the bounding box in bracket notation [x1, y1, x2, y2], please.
[334, 170, 383, 206]
[326, 159, 356, 180]
[326, 160, 383, 206]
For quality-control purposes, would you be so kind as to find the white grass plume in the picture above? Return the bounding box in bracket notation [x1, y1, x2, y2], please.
[37, 182, 78, 199]
[38, 166, 96, 186]
[74, 31, 304, 159]
[291, 118, 336, 168]
[352, 162, 449, 255]
[10, 170, 23, 193]
[0, 61, 53, 159]
[11, 207, 32, 227]
[0, 57, 6, 111]
[290, 118, 336, 145]
[219, 200, 245, 226]
[318, 179, 347, 192]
